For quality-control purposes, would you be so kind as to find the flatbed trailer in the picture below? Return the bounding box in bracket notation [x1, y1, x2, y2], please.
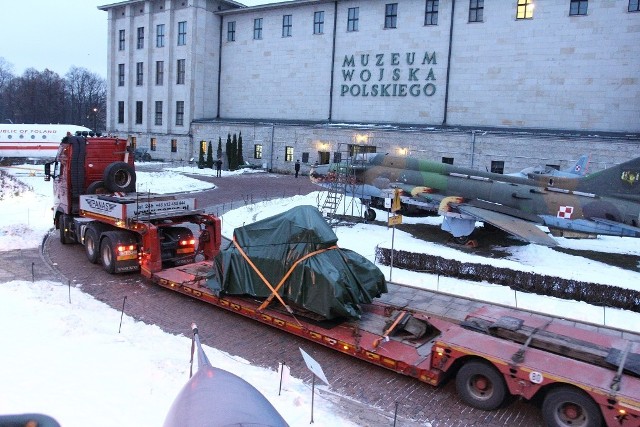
[149, 263, 640, 427]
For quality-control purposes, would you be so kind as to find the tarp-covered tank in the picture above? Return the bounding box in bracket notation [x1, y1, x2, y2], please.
[205, 205, 387, 320]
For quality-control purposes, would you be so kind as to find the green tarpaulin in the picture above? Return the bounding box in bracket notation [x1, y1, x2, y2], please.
[205, 205, 387, 320]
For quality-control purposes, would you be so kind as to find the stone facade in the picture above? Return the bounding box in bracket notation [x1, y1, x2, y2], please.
[99, 0, 640, 172]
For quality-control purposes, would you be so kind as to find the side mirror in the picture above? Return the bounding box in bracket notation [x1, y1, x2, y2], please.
[44, 162, 51, 181]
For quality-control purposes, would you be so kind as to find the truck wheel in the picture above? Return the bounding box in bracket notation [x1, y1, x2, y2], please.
[364, 208, 376, 221]
[59, 214, 72, 245]
[100, 236, 116, 274]
[84, 227, 100, 264]
[455, 360, 507, 410]
[542, 387, 602, 427]
[104, 162, 136, 193]
[86, 180, 109, 195]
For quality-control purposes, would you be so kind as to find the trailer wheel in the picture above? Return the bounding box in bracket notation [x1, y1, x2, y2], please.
[86, 180, 109, 195]
[455, 360, 507, 410]
[100, 235, 116, 274]
[542, 386, 602, 427]
[364, 208, 376, 221]
[84, 227, 100, 264]
[103, 162, 136, 193]
[59, 214, 72, 245]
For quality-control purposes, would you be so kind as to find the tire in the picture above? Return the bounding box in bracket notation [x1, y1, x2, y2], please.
[103, 162, 136, 193]
[84, 226, 100, 264]
[142, 153, 152, 161]
[86, 180, 109, 195]
[542, 387, 602, 427]
[455, 360, 508, 411]
[59, 214, 72, 245]
[364, 208, 376, 221]
[100, 235, 116, 274]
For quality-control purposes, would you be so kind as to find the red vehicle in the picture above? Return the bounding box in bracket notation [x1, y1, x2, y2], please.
[45, 135, 640, 427]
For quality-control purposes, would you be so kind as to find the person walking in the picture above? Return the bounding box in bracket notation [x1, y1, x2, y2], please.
[294, 159, 301, 178]
[215, 159, 222, 177]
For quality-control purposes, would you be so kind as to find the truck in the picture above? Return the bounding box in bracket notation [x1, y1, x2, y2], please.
[45, 135, 640, 427]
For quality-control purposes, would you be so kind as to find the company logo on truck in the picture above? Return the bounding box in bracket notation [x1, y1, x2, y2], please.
[84, 198, 118, 213]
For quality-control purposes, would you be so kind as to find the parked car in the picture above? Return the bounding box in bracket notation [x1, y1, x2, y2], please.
[134, 148, 152, 162]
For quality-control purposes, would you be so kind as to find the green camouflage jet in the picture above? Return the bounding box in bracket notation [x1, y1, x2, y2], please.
[310, 153, 640, 246]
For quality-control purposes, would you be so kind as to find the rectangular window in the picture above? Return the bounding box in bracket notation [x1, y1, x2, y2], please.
[301, 152, 309, 163]
[137, 27, 144, 49]
[282, 15, 292, 37]
[171, 139, 177, 153]
[136, 62, 143, 86]
[254, 144, 262, 159]
[570, 0, 588, 15]
[150, 138, 157, 151]
[135, 101, 143, 125]
[516, 0, 534, 19]
[227, 21, 236, 41]
[118, 29, 125, 50]
[630, 0, 640, 12]
[177, 59, 185, 84]
[442, 157, 454, 165]
[385, 3, 398, 29]
[155, 61, 164, 85]
[491, 160, 505, 174]
[425, 1, 439, 25]
[154, 101, 163, 126]
[254, 18, 263, 40]
[318, 152, 330, 165]
[118, 64, 125, 86]
[156, 24, 165, 47]
[314, 11, 324, 34]
[130, 137, 137, 149]
[285, 146, 294, 162]
[177, 21, 186, 45]
[347, 7, 359, 32]
[117, 101, 125, 124]
[175, 101, 184, 126]
[469, 0, 484, 22]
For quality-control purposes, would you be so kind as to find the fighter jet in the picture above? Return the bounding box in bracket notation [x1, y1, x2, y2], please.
[508, 154, 590, 179]
[163, 324, 289, 427]
[310, 153, 640, 246]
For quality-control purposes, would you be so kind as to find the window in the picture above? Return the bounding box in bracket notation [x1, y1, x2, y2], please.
[150, 138, 157, 151]
[171, 139, 178, 153]
[118, 29, 125, 50]
[347, 7, 359, 31]
[177, 21, 186, 45]
[117, 101, 125, 124]
[318, 152, 330, 165]
[469, 0, 484, 22]
[177, 59, 185, 84]
[118, 64, 125, 86]
[442, 157, 454, 165]
[154, 101, 162, 126]
[570, 0, 588, 15]
[254, 144, 262, 159]
[130, 137, 137, 149]
[282, 15, 292, 37]
[155, 61, 164, 85]
[630, 0, 640, 12]
[254, 18, 263, 40]
[285, 146, 294, 162]
[425, 1, 439, 25]
[156, 24, 165, 47]
[137, 27, 144, 49]
[516, 0, 534, 19]
[490, 160, 504, 174]
[314, 11, 324, 34]
[301, 152, 309, 163]
[385, 3, 398, 29]
[227, 21, 236, 41]
[175, 101, 184, 126]
[135, 101, 143, 125]
[136, 62, 143, 86]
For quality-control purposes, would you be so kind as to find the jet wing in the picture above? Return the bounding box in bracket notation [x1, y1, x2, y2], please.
[457, 204, 558, 247]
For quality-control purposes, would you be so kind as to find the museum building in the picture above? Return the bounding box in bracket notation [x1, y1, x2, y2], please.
[98, 0, 640, 174]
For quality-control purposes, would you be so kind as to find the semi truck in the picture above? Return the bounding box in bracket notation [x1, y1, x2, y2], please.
[44, 135, 640, 427]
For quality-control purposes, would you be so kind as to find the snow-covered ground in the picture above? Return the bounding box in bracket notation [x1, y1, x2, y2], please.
[0, 163, 638, 426]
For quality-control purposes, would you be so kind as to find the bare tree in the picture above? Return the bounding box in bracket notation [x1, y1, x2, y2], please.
[66, 67, 106, 131]
[0, 58, 15, 123]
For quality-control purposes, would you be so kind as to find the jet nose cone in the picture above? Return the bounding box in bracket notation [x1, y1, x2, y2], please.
[310, 164, 330, 184]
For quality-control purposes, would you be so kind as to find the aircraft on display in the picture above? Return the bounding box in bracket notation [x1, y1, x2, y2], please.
[508, 154, 590, 179]
[310, 153, 640, 246]
[163, 323, 288, 427]
[0, 123, 92, 158]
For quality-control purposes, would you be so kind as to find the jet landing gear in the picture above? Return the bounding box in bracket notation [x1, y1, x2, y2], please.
[364, 208, 376, 222]
[452, 235, 479, 248]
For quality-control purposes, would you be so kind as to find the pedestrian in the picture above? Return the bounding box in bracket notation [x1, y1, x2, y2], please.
[216, 159, 222, 177]
[294, 159, 300, 178]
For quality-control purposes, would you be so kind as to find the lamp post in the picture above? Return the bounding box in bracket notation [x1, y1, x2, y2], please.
[92, 107, 98, 132]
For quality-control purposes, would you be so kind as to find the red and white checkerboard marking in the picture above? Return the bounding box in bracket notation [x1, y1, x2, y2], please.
[557, 206, 574, 218]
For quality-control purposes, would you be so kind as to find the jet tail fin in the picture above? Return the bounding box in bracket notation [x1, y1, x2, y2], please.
[564, 154, 590, 176]
[579, 157, 640, 198]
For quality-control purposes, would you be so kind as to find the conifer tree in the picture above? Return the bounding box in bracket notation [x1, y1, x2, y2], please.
[198, 141, 205, 168]
[217, 137, 222, 160]
[238, 131, 244, 166]
[225, 133, 232, 170]
[231, 133, 238, 170]
[206, 140, 214, 168]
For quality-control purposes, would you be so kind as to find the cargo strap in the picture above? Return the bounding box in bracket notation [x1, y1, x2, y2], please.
[373, 310, 407, 349]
